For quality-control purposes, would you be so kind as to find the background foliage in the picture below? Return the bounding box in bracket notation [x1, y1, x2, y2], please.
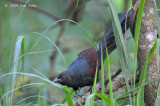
[0, 0, 159, 105]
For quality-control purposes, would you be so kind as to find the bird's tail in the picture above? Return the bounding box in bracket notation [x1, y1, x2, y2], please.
[98, 10, 132, 69]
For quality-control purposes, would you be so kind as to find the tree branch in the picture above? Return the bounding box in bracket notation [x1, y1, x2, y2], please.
[49, 24, 64, 81]
[71, 69, 139, 105]
[130, 0, 159, 105]
[49, 0, 78, 81]
[48, 0, 79, 105]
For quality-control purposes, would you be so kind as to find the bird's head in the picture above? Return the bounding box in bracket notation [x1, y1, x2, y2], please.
[53, 71, 72, 86]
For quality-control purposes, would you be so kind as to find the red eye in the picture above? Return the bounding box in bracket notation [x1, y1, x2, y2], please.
[61, 76, 65, 79]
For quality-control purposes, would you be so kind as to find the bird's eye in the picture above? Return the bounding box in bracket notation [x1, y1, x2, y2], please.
[61, 76, 65, 79]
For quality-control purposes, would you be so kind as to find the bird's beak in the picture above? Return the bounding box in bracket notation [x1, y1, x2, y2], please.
[53, 78, 59, 83]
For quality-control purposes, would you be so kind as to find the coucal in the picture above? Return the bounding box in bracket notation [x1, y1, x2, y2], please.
[53, 11, 132, 91]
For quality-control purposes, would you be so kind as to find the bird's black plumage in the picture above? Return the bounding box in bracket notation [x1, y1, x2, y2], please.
[53, 11, 132, 91]
[98, 10, 132, 69]
[53, 47, 98, 90]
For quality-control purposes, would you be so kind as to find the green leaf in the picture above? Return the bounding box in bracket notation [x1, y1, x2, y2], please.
[37, 84, 42, 104]
[0, 87, 3, 96]
[107, 0, 131, 103]
[96, 93, 111, 105]
[155, 80, 160, 105]
[115, 76, 159, 101]
[76, 0, 80, 9]
[61, 97, 67, 104]
[90, 64, 98, 106]
[155, 39, 160, 106]
[133, 0, 145, 104]
[105, 44, 114, 106]
[63, 86, 74, 106]
[85, 94, 95, 106]
[11, 36, 25, 105]
[137, 39, 158, 106]
[100, 45, 105, 106]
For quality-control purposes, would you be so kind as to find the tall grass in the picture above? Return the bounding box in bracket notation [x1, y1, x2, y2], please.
[100, 46, 105, 106]
[107, 0, 132, 104]
[1, 19, 97, 106]
[133, 0, 145, 104]
[11, 36, 25, 105]
[1, 3, 120, 106]
[1, 0, 160, 105]
[105, 46, 115, 106]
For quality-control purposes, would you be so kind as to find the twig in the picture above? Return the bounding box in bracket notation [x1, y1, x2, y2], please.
[48, 1, 78, 104]
[105, 68, 122, 85]
[49, 0, 78, 81]
[63, 0, 77, 18]
[6, 0, 60, 20]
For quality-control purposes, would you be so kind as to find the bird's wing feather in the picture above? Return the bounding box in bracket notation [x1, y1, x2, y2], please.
[78, 47, 98, 77]
[98, 11, 132, 68]
[78, 47, 97, 59]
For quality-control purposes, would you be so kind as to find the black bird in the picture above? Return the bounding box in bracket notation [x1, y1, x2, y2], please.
[53, 11, 132, 92]
[53, 47, 98, 91]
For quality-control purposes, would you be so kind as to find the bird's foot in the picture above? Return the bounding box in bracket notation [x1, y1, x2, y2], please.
[75, 91, 82, 98]
[76, 93, 82, 98]
[75, 88, 82, 98]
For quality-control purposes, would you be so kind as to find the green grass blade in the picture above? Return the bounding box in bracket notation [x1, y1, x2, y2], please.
[1, 83, 48, 102]
[0, 87, 3, 97]
[138, 39, 158, 86]
[21, 36, 25, 86]
[39, 101, 50, 106]
[92, 66, 98, 94]
[31, 19, 97, 52]
[62, 97, 67, 104]
[155, 81, 160, 106]
[133, 0, 145, 104]
[85, 93, 111, 105]
[9, 0, 29, 70]
[76, 0, 80, 9]
[27, 32, 67, 66]
[90, 64, 98, 106]
[63, 86, 73, 106]
[157, 39, 160, 74]
[44, 36, 67, 66]
[0, 72, 62, 88]
[96, 93, 111, 105]
[14, 90, 25, 105]
[10, 36, 24, 105]
[21, 37, 25, 73]
[85, 94, 95, 106]
[31, 67, 48, 79]
[115, 76, 159, 101]
[37, 84, 42, 104]
[155, 39, 160, 106]
[105, 45, 114, 105]
[107, 0, 129, 66]
[137, 38, 158, 106]
[17, 95, 52, 105]
[100, 45, 105, 106]
[107, 0, 131, 103]
[154, 0, 160, 35]
[76, 23, 97, 49]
